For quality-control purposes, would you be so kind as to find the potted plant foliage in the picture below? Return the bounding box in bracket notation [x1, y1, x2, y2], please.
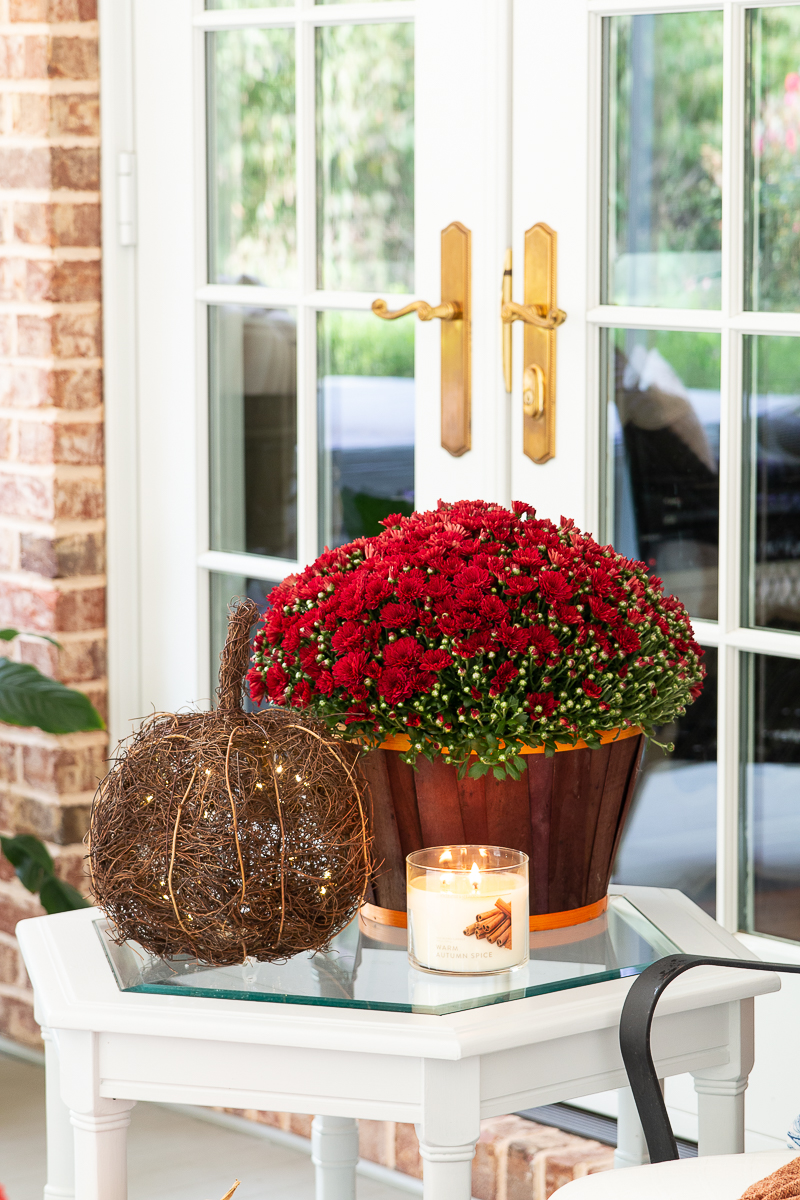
[249, 501, 704, 930]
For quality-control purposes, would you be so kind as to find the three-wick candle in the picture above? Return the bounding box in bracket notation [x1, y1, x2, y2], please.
[406, 845, 529, 975]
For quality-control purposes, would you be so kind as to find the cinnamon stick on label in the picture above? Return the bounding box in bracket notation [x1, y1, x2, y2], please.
[487, 918, 511, 944]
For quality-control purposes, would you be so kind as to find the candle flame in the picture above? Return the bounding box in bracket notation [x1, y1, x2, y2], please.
[479, 847, 488, 857]
[441, 873, 453, 889]
[438, 849, 453, 864]
[470, 861, 481, 892]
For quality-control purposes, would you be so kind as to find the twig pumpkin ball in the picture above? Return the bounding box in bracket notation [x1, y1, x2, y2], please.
[89, 599, 372, 965]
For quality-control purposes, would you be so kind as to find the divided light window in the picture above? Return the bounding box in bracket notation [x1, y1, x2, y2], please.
[193, 1, 415, 698]
[600, 3, 800, 943]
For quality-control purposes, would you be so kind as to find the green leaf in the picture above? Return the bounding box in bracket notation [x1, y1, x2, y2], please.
[468, 760, 490, 779]
[1, 834, 54, 895]
[0, 628, 61, 648]
[1, 833, 53, 873]
[0, 660, 104, 734]
[492, 766, 506, 780]
[39, 876, 90, 915]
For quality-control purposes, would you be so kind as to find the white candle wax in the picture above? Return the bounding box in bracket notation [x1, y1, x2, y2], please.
[407, 869, 528, 974]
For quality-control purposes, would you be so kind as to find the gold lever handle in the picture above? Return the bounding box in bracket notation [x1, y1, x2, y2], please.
[502, 222, 564, 464]
[501, 300, 566, 330]
[371, 221, 471, 458]
[372, 298, 461, 322]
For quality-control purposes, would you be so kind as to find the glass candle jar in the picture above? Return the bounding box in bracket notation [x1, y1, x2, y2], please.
[406, 845, 529, 975]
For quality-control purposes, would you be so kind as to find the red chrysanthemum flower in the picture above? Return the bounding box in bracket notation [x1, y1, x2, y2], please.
[248, 500, 704, 773]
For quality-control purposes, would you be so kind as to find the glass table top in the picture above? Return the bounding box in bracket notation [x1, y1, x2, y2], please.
[95, 896, 678, 1017]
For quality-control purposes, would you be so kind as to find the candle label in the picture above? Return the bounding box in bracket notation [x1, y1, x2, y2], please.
[407, 875, 528, 974]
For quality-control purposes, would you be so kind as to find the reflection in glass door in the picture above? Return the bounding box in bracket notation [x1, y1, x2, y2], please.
[596, 4, 800, 944]
[198, 2, 415, 694]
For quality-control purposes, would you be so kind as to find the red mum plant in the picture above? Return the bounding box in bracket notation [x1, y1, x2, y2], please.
[249, 501, 705, 780]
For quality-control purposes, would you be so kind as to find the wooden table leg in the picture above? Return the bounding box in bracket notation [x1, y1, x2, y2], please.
[417, 1059, 480, 1200]
[311, 1115, 359, 1200]
[56, 1029, 135, 1200]
[615, 1084, 653, 1168]
[71, 1107, 135, 1200]
[43, 1028, 75, 1200]
[692, 999, 752, 1157]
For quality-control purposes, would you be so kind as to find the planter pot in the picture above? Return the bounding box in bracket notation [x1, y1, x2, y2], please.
[359, 726, 645, 932]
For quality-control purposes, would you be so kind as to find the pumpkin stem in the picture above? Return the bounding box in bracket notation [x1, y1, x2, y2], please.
[217, 598, 261, 712]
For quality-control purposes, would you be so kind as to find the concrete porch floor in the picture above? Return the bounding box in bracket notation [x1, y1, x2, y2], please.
[0, 1050, 411, 1200]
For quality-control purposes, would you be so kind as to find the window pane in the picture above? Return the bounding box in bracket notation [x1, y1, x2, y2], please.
[602, 12, 723, 308]
[614, 647, 717, 916]
[318, 310, 413, 550]
[210, 574, 275, 710]
[603, 328, 721, 620]
[742, 652, 800, 941]
[209, 305, 297, 560]
[207, 29, 296, 288]
[316, 23, 413, 292]
[745, 7, 800, 312]
[744, 335, 800, 632]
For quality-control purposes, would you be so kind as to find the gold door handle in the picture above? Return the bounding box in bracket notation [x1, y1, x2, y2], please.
[501, 300, 566, 330]
[372, 298, 461, 322]
[500, 222, 565, 464]
[371, 221, 471, 458]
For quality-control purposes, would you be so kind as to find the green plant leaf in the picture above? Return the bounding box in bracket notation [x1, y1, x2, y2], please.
[0, 833, 53, 873]
[39, 876, 90, 915]
[0, 660, 104, 733]
[1, 833, 54, 894]
[0, 628, 61, 648]
[468, 760, 490, 779]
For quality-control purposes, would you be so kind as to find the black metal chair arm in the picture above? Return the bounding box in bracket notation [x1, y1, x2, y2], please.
[619, 953, 800, 1165]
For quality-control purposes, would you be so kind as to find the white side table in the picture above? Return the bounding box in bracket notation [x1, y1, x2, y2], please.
[17, 886, 779, 1200]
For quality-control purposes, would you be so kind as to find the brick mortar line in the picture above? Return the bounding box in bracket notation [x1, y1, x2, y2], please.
[15, 629, 107, 643]
[0, 983, 36, 1003]
[0, 247, 101, 261]
[0, 460, 103, 476]
[0, 191, 99, 203]
[0, 360, 104, 372]
[0, 80, 98, 94]
[0, 517, 105, 534]
[0, 302, 100, 315]
[0, 137, 100, 149]
[0, 22, 99, 35]
[0, 569, 105, 589]
[3, 784, 99, 806]
[0, 406, 103, 421]
[0, 727, 107, 749]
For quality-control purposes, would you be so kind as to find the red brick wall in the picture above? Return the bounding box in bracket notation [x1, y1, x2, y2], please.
[0, 0, 104, 1047]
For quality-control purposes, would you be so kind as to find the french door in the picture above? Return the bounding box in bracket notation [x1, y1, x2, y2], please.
[513, 0, 800, 1146]
[103, 0, 800, 1148]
